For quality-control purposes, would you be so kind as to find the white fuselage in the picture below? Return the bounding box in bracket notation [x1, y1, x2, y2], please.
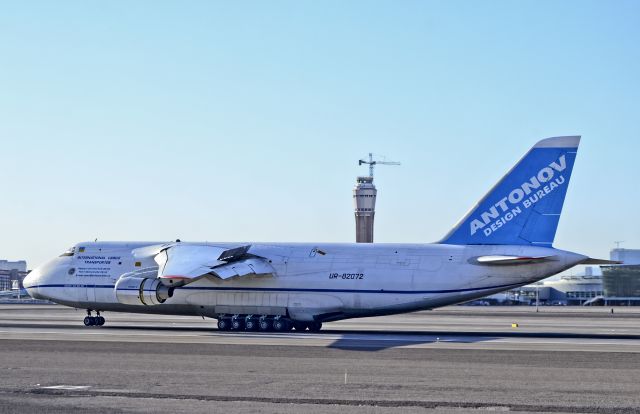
[24, 241, 585, 322]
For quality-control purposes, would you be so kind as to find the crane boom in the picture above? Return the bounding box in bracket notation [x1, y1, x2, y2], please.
[358, 153, 401, 178]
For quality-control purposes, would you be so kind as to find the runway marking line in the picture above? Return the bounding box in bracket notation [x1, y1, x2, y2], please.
[41, 385, 91, 390]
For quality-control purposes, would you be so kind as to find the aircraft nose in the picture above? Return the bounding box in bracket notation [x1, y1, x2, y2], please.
[22, 268, 42, 299]
[23, 258, 71, 301]
[23, 262, 60, 300]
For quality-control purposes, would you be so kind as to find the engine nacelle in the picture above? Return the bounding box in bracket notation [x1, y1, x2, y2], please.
[115, 277, 173, 306]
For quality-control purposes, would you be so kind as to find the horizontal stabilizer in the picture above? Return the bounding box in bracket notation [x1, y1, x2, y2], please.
[474, 255, 555, 265]
[580, 258, 623, 265]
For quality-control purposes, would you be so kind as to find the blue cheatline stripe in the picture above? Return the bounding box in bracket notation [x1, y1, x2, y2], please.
[27, 281, 524, 295]
[29, 284, 116, 289]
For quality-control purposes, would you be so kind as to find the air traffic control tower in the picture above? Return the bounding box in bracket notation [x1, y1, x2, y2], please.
[353, 176, 377, 243]
[354, 153, 400, 243]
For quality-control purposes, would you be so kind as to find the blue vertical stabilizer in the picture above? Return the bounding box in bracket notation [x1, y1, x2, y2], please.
[440, 136, 580, 246]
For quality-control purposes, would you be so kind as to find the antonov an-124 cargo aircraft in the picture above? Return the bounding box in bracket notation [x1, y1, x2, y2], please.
[24, 136, 612, 331]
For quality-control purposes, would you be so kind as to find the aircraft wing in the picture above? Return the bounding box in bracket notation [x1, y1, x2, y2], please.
[153, 244, 275, 284]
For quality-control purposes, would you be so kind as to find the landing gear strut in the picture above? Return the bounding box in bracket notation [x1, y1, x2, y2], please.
[83, 310, 105, 327]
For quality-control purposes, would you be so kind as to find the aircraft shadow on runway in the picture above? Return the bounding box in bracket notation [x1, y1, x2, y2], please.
[324, 334, 499, 351]
[324, 330, 640, 351]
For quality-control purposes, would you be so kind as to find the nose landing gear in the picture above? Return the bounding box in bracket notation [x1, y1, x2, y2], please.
[83, 310, 105, 327]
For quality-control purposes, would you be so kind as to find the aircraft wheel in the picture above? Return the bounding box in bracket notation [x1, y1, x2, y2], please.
[273, 318, 289, 332]
[245, 318, 258, 331]
[292, 321, 307, 331]
[96, 316, 105, 326]
[259, 318, 271, 331]
[231, 318, 245, 331]
[217, 318, 231, 331]
[308, 321, 322, 332]
[83, 316, 95, 327]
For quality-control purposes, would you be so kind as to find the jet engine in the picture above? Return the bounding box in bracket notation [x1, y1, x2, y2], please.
[115, 277, 173, 306]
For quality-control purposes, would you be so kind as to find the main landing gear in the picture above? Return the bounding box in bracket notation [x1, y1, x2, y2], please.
[83, 310, 105, 327]
[216, 314, 322, 333]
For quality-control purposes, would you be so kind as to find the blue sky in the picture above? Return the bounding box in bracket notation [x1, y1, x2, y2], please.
[1, 1, 638, 268]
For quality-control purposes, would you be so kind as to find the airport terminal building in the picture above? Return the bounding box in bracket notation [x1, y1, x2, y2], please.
[488, 249, 640, 306]
[508, 273, 604, 306]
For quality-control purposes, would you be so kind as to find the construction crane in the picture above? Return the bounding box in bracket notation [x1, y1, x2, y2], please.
[358, 153, 401, 179]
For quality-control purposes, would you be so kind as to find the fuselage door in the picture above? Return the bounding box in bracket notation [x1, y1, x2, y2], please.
[86, 282, 96, 303]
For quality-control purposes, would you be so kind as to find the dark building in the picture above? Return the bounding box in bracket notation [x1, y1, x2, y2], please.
[599, 249, 640, 305]
[601, 264, 640, 305]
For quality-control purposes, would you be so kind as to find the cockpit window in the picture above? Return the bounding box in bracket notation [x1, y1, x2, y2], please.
[59, 246, 76, 257]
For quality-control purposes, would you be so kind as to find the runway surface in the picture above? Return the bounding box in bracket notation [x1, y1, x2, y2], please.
[1, 305, 640, 413]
